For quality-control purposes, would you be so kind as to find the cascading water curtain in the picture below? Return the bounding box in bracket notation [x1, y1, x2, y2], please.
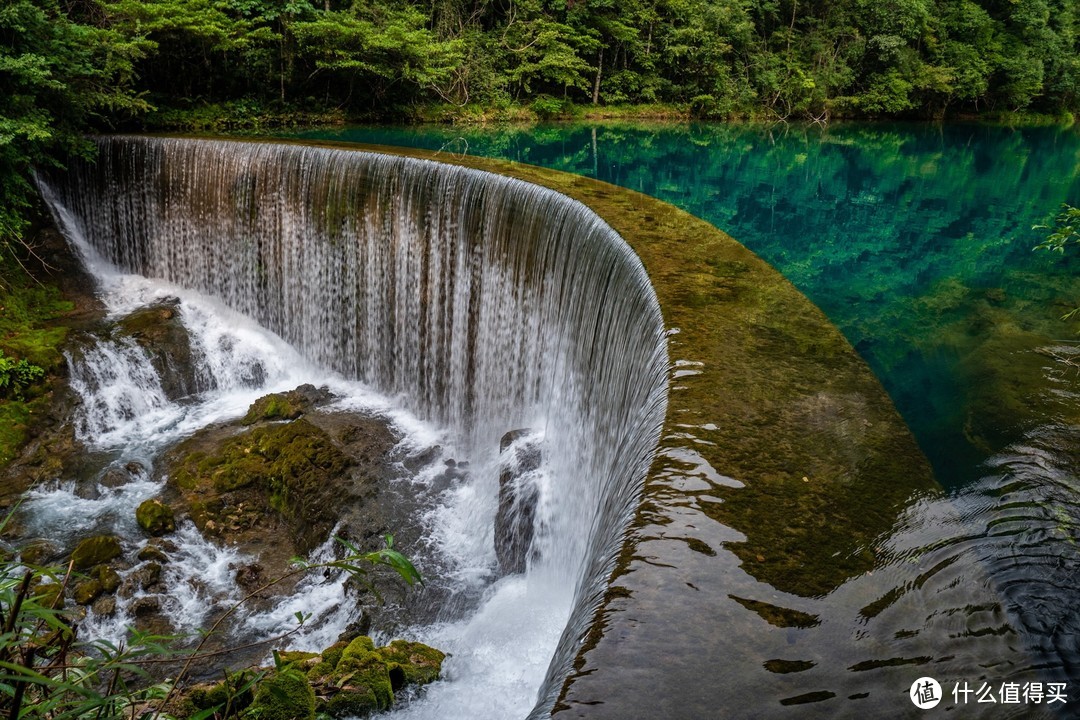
[40, 136, 670, 717]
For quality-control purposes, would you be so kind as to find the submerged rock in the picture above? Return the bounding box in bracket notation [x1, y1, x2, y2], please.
[495, 429, 542, 575]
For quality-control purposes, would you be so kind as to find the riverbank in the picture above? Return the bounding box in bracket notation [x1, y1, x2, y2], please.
[0, 218, 102, 470]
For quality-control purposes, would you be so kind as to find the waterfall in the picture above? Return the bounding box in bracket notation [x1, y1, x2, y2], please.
[39, 136, 669, 717]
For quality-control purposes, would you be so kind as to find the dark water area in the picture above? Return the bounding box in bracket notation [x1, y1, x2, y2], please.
[294, 122, 1080, 489]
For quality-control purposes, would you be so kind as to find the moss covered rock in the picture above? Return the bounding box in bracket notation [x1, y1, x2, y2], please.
[180, 670, 256, 717]
[73, 578, 103, 605]
[341, 635, 376, 659]
[376, 640, 446, 686]
[320, 640, 349, 669]
[325, 652, 393, 717]
[97, 564, 121, 593]
[153, 388, 404, 630]
[137, 543, 169, 563]
[276, 650, 319, 670]
[19, 539, 58, 566]
[241, 385, 332, 425]
[136, 498, 176, 536]
[250, 669, 315, 720]
[302, 636, 444, 718]
[166, 418, 353, 554]
[70, 535, 121, 569]
[33, 582, 64, 608]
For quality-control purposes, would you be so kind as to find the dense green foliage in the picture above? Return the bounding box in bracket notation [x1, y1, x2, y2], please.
[102, 0, 1080, 122]
[2, 0, 1078, 254]
[0, 0, 147, 254]
[0, 351, 44, 400]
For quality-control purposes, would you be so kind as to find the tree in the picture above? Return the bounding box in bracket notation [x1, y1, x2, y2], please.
[0, 0, 147, 267]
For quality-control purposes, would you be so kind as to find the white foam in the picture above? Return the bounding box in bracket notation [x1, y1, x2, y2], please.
[381, 576, 572, 719]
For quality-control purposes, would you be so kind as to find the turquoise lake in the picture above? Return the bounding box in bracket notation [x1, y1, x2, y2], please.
[295, 122, 1080, 489]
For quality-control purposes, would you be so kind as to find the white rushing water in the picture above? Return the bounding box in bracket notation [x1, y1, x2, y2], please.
[36, 137, 670, 718]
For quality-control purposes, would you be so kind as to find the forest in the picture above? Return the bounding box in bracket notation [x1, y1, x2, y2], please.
[2, 0, 1079, 251]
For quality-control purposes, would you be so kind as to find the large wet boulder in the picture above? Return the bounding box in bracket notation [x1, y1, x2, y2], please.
[495, 429, 542, 575]
[158, 387, 402, 587]
[113, 300, 201, 400]
[166, 417, 352, 554]
[241, 385, 330, 425]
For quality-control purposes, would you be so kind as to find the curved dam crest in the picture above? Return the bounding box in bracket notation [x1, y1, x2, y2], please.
[40, 136, 936, 717]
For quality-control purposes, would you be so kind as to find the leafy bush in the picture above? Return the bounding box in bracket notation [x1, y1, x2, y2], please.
[531, 95, 566, 120]
[0, 351, 44, 400]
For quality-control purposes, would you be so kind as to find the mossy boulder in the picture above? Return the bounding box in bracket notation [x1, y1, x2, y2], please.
[70, 535, 121, 569]
[320, 640, 349, 669]
[166, 637, 445, 720]
[323, 652, 393, 717]
[154, 388, 406, 630]
[276, 650, 319, 670]
[19, 539, 58, 566]
[166, 418, 354, 554]
[97, 564, 121, 593]
[180, 670, 257, 717]
[137, 543, 169, 563]
[240, 386, 324, 425]
[33, 582, 64, 608]
[136, 498, 176, 536]
[250, 669, 315, 720]
[341, 635, 376, 659]
[376, 640, 446, 686]
[73, 578, 103, 605]
[304, 636, 444, 718]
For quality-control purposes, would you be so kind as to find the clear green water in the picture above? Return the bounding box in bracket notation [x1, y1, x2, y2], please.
[295, 122, 1080, 488]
